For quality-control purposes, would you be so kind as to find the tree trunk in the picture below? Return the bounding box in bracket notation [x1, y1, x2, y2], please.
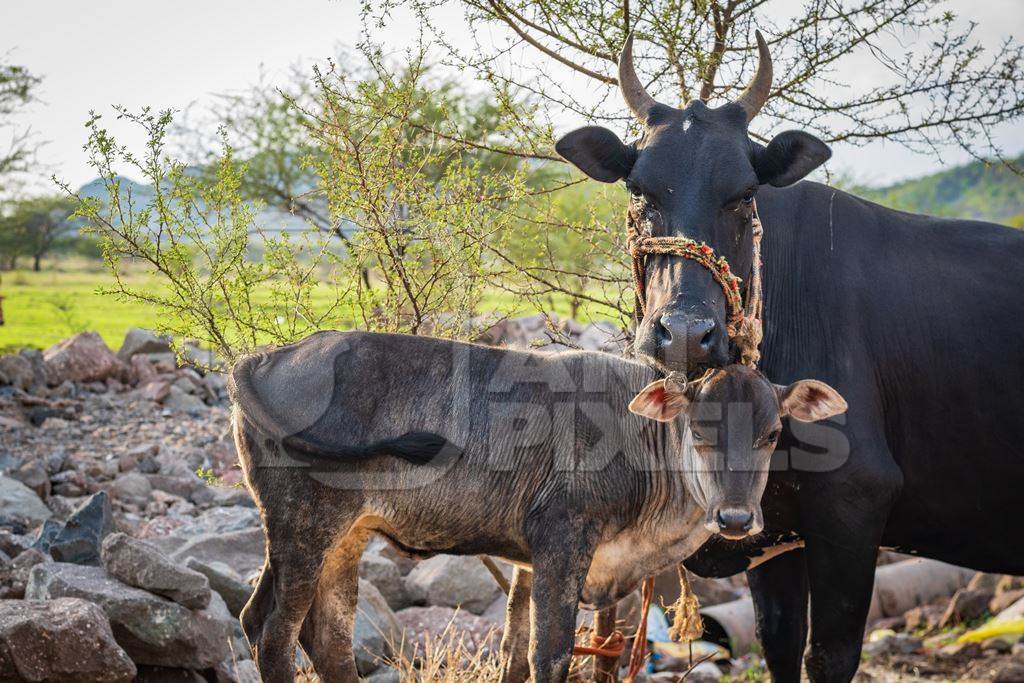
[33, 254, 41, 272]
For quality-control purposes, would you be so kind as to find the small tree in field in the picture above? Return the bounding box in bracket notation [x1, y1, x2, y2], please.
[63, 47, 572, 361]
[0, 195, 79, 271]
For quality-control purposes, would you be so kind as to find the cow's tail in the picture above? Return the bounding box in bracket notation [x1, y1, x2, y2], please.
[228, 351, 449, 466]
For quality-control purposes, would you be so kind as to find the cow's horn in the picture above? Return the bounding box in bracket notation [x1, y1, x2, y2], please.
[734, 30, 773, 123]
[619, 32, 657, 123]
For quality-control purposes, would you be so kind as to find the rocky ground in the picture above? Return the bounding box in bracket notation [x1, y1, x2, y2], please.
[0, 320, 1022, 682]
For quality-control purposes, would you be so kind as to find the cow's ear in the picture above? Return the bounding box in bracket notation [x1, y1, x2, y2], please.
[776, 379, 847, 422]
[556, 126, 637, 183]
[753, 130, 831, 187]
[629, 379, 690, 422]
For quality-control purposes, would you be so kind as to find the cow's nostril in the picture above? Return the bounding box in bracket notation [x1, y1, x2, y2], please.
[699, 325, 715, 349]
[657, 314, 674, 343]
[716, 508, 755, 535]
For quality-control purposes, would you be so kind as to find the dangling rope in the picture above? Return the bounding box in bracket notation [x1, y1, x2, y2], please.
[626, 200, 765, 367]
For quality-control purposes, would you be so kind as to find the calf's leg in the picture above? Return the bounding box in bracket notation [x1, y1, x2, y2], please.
[299, 527, 371, 683]
[253, 510, 355, 683]
[499, 566, 533, 683]
[526, 519, 597, 683]
[241, 559, 276, 658]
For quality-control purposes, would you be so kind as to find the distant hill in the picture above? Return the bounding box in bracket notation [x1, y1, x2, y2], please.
[75, 174, 332, 237]
[854, 155, 1024, 227]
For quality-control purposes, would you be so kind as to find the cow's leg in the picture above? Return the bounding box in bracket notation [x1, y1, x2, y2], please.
[747, 548, 808, 683]
[299, 527, 371, 682]
[499, 566, 533, 683]
[526, 521, 596, 683]
[803, 536, 882, 682]
[801, 438, 901, 683]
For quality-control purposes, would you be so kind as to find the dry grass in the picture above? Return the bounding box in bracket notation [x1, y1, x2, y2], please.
[293, 613, 600, 682]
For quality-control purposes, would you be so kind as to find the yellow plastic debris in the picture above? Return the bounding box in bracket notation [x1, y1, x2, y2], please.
[956, 618, 1024, 644]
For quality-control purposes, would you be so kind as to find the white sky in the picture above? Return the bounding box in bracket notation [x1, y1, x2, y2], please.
[2, 0, 1022, 192]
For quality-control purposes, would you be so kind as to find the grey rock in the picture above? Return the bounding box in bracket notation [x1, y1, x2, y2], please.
[0, 531, 31, 559]
[0, 548, 50, 599]
[404, 554, 504, 614]
[202, 372, 228, 397]
[480, 594, 507, 625]
[49, 470, 86, 497]
[361, 550, 410, 610]
[0, 355, 35, 391]
[31, 491, 114, 565]
[109, 471, 154, 506]
[864, 633, 923, 657]
[25, 562, 234, 669]
[167, 528, 265, 578]
[366, 665, 401, 682]
[354, 579, 403, 676]
[0, 597, 136, 682]
[181, 344, 223, 371]
[164, 385, 207, 413]
[172, 375, 198, 394]
[214, 658, 260, 683]
[0, 476, 53, 528]
[146, 473, 203, 499]
[117, 328, 172, 362]
[11, 460, 50, 500]
[102, 533, 211, 609]
[184, 557, 252, 617]
[133, 665, 209, 682]
[189, 483, 254, 508]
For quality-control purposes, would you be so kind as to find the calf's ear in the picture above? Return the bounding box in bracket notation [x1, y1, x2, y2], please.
[753, 130, 831, 187]
[629, 378, 690, 422]
[556, 126, 637, 183]
[776, 379, 847, 422]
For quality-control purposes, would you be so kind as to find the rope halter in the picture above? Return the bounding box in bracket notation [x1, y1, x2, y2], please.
[627, 200, 765, 367]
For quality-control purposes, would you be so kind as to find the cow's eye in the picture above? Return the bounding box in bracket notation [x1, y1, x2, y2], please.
[742, 188, 757, 205]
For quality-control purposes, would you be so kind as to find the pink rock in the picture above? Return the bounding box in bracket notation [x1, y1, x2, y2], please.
[394, 606, 500, 658]
[139, 379, 172, 403]
[131, 355, 158, 384]
[43, 333, 123, 384]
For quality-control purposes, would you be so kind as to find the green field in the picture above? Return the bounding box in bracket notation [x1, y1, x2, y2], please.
[0, 262, 604, 355]
[0, 265, 165, 353]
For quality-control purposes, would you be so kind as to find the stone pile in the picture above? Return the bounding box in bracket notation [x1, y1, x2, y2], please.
[9, 322, 1012, 681]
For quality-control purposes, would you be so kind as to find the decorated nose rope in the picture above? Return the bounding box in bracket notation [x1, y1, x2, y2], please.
[626, 199, 765, 367]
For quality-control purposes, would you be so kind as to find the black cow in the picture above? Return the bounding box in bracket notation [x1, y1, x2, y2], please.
[556, 32, 1024, 683]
